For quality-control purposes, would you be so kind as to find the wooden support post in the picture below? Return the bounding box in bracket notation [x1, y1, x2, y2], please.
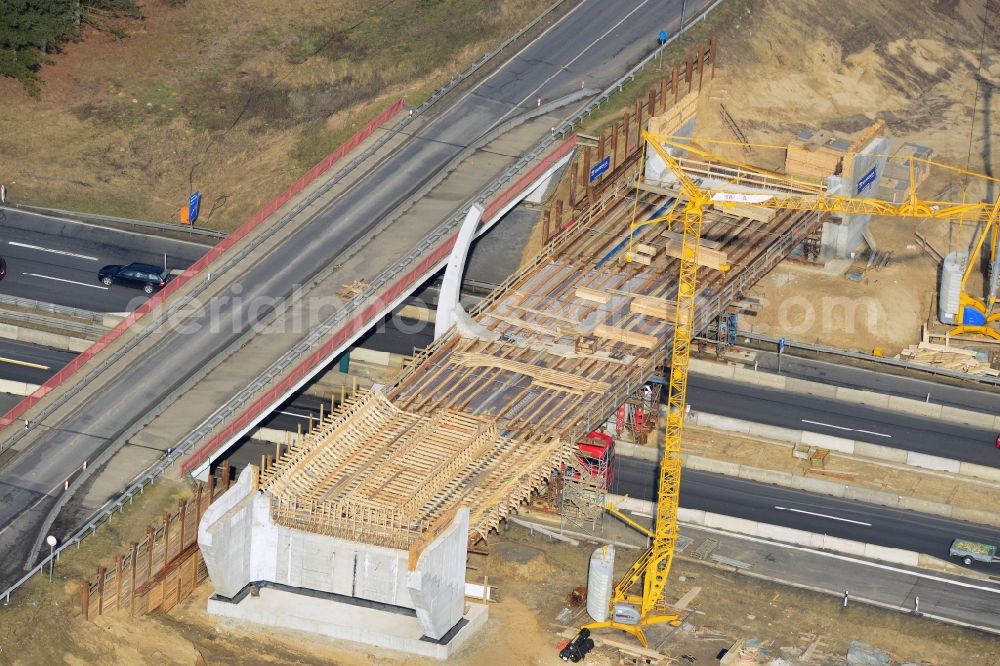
[648, 90, 656, 123]
[195, 483, 204, 523]
[660, 78, 668, 113]
[622, 112, 630, 157]
[569, 163, 578, 206]
[114, 554, 124, 612]
[81, 578, 91, 621]
[555, 199, 564, 233]
[710, 35, 718, 77]
[611, 122, 620, 169]
[129, 542, 139, 616]
[205, 472, 215, 504]
[598, 132, 606, 161]
[672, 66, 680, 102]
[177, 499, 187, 548]
[221, 459, 232, 490]
[542, 209, 552, 242]
[96, 566, 107, 617]
[686, 57, 693, 93]
[161, 511, 171, 573]
[146, 526, 155, 575]
[698, 45, 705, 90]
[635, 97, 642, 137]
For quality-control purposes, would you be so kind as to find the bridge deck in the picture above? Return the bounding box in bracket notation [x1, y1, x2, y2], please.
[259, 169, 822, 550]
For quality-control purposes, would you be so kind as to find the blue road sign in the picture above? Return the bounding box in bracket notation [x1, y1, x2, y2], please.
[856, 166, 877, 195]
[189, 191, 202, 224]
[778, 337, 786, 353]
[658, 30, 668, 45]
[589, 156, 611, 183]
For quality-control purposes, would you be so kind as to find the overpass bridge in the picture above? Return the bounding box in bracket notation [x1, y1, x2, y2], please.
[0, 0, 718, 591]
[196, 137, 821, 651]
[250, 163, 822, 550]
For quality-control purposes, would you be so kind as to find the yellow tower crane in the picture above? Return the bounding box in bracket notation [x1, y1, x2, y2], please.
[583, 130, 1000, 648]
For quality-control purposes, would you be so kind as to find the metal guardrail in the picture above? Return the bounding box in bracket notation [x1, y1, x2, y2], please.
[0, 294, 110, 325]
[739, 330, 1000, 389]
[172, 0, 730, 461]
[12, 204, 227, 240]
[0, 310, 106, 339]
[557, 0, 725, 135]
[0, 0, 581, 606]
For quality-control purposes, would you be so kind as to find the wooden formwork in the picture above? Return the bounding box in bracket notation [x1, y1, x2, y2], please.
[240, 34, 825, 562]
[81, 470, 231, 620]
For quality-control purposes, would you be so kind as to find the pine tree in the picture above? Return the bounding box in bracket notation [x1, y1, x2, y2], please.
[0, 0, 73, 96]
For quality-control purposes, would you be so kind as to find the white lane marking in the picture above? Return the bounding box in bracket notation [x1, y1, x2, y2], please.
[856, 429, 893, 438]
[774, 505, 872, 527]
[278, 410, 310, 419]
[9, 241, 98, 261]
[801, 419, 891, 438]
[684, 522, 1000, 596]
[22, 273, 108, 290]
[801, 419, 852, 431]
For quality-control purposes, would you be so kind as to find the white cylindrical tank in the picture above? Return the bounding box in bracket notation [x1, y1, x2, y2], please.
[586, 545, 615, 622]
[938, 251, 967, 325]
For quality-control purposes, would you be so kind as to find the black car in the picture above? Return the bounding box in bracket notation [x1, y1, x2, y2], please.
[0, 256, 5, 281]
[98, 262, 170, 294]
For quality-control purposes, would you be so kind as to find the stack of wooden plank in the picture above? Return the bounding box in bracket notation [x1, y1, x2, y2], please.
[898, 341, 999, 376]
[647, 91, 699, 136]
[785, 129, 845, 179]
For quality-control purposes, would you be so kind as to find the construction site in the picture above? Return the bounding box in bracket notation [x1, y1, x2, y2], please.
[1, 1, 1000, 665]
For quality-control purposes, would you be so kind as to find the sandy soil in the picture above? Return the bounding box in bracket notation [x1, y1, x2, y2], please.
[687, 0, 1000, 354]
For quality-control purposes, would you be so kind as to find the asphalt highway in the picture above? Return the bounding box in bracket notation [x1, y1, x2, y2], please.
[0, 208, 206, 312]
[688, 375, 1000, 467]
[614, 461, 1000, 568]
[0, 0, 713, 587]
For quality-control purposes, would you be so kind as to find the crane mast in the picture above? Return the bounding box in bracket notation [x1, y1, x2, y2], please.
[584, 129, 1000, 648]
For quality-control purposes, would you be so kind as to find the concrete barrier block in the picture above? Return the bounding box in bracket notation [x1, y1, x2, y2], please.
[67, 337, 92, 353]
[863, 543, 919, 567]
[17, 327, 71, 351]
[784, 377, 837, 398]
[789, 475, 846, 497]
[351, 348, 391, 366]
[755, 522, 812, 547]
[677, 508, 706, 525]
[0, 323, 18, 341]
[689, 358, 736, 380]
[737, 466, 793, 487]
[733, 366, 786, 389]
[820, 535, 867, 557]
[835, 387, 889, 408]
[939, 405, 995, 428]
[994, 415, 1000, 431]
[691, 413, 751, 434]
[897, 495, 951, 518]
[683, 455, 740, 477]
[800, 431, 855, 454]
[0, 379, 31, 396]
[917, 553, 975, 575]
[703, 513, 758, 535]
[252, 427, 290, 445]
[746, 422, 800, 444]
[397, 304, 435, 323]
[843, 486, 898, 508]
[950, 506, 1000, 528]
[958, 462, 1000, 483]
[617, 442, 658, 462]
[905, 451, 961, 473]
[853, 441, 906, 462]
[102, 314, 124, 328]
[886, 395, 941, 418]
